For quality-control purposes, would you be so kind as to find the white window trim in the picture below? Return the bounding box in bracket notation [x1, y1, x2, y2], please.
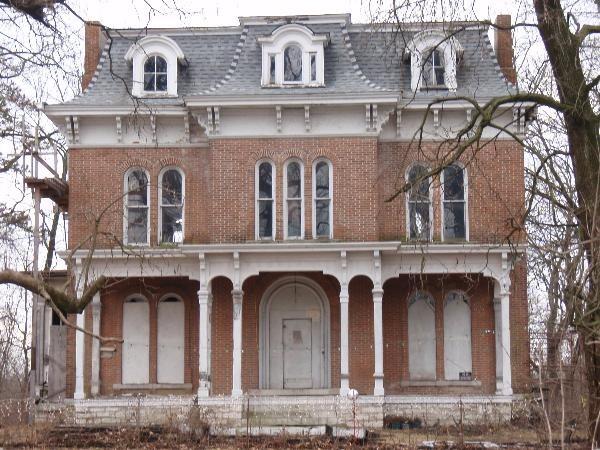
[443, 289, 472, 381]
[124, 35, 185, 98]
[312, 158, 333, 239]
[440, 163, 469, 242]
[283, 158, 305, 240]
[123, 167, 150, 246]
[258, 24, 328, 87]
[405, 163, 433, 242]
[158, 166, 185, 245]
[255, 159, 276, 240]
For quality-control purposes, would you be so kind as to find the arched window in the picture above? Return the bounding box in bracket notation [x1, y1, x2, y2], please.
[284, 45, 303, 82]
[256, 160, 275, 239]
[408, 291, 436, 380]
[144, 55, 168, 92]
[442, 164, 467, 240]
[313, 159, 332, 239]
[124, 168, 149, 245]
[284, 159, 304, 239]
[422, 49, 445, 88]
[157, 296, 185, 383]
[159, 168, 184, 244]
[407, 164, 431, 241]
[443, 291, 472, 380]
[122, 296, 149, 384]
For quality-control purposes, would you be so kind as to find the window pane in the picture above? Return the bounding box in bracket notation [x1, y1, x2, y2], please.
[444, 202, 465, 239]
[315, 161, 329, 198]
[258, 200, 273, 238]
[127, 208, 148, 243]
[435, 67, 445, 85]
[155, 56, 167, 72]
[156, 74, 168, 91]
[310, 53, 317, 81]
[162, 170, 182, 205]
[144, 56, 155, 73]
[127, 171, 148, 206]
[287, 200, 301, 237]
[144, 73, 155, 91]
[443, 165, 464, 200]
[409, 202, 430, 240]
[287, 162, 301, 198]
[315, 199, 330, 237]
[258, 162, 272, 198]
[161, 206, 183, 243]
[284, 45, 302, 81]
[422, 54, 433, 87]
[269, 54, 276, 83]
[408, 165, 429, 201]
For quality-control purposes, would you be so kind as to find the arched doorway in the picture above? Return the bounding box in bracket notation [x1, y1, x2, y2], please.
[260, 277, 330, 390]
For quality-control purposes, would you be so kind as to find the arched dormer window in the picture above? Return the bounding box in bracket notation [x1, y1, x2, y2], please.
[406, 30, 463, 92]
[124, 168, 150, 245]
[258, 24, 328, 86]
[158, 167, 184, 244]
[125, 35, 186, 97]
[406, 163, 432, 241]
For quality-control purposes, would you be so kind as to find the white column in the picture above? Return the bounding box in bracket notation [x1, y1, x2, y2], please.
[493, 296, 503, 394]
[232, 289, 243, 397]
[90, 293, 101, 396]
[198, 286, 211, 397]
[500, 285, 513, 396]
[339, 284, 349, 396]
[372, 288, 384, 396]
[74, 296, 86, 400]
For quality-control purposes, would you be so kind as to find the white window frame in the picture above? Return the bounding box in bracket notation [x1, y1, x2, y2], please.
[422, 48, 445, 88]
[440, 162, 469, 241]
[123, 167, 150, 246]
[158, 166, 185, 245]
[142, 54, 169, 93]
[443, 290, 472, 381]
[405, 163, 433, 241]
[283, 158, 304, 239]
[312, 158, 333, 239]
[255, 159, 276, 240]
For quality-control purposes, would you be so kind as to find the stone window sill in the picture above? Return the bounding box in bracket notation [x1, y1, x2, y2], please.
[400, 380, 481, 387]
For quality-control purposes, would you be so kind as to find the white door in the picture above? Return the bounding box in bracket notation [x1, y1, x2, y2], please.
[282, 318, 313, 389]
[408, 292, 436, 380]
[157, 298, 185, 383]
[122, 299, 149, 384]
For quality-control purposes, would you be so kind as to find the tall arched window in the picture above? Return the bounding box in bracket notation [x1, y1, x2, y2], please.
[313, 159, 332, 239]
[443, 291, 472, 380]
[284, 45, 303, 82]
[407, 164, 431, 241]
[284, 159, 304, 239]
[159, 168, 184, 244]
[442, 163, 467, 240]
[422, 49, 445, 88]
[122, 296, 149, 384]
[157, 295, 185, 384]
[256, 160, 275, 239]
[144, 55, 168, 92]
[408, 291, 436, 380]
[124, 168, 150, 245]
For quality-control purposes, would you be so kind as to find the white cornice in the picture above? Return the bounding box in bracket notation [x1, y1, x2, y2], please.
[184, 93, 399, 107]
[42, 104, 188, 117]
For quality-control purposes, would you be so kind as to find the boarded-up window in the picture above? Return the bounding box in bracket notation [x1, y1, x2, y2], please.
[122, 297, 149, 384]
[443, 291, 472, 380]
[157, 296, 185, 383]
[408, 291, 436, 380]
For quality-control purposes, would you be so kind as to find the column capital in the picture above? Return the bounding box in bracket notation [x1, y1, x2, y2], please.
[231, 289, 244, 302]
[372, 288, 384, 301]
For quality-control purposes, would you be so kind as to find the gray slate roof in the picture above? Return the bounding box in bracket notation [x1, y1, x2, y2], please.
[65, 19, 515, 107]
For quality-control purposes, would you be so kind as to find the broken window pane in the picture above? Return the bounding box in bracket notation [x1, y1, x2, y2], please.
[287, 199, 301, 237]
[315, 199, 330, 237]
[162, 169, 182, 205]
[258, 200, 273, 238]
[161, 206, 183, 243]
[443, 165, 464, 200]
[127, 208, 148, 243]
[284, 45, 302, 81]
[444, 201, 465, 239]
[409, 202, 430, 240]
[127, 170, 148, 206]
[408, 164, 430, 240]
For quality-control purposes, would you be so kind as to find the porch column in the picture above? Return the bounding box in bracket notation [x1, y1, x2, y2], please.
[339, 283, 349, 396]
[90, 292, 101, 396]
[493, 296, 502, 394]
[74, 286, 85, 400]
[500, 282, 513, 395]
[372, 288, 384, 396]
[198, 286, 212, 397]
[232, 289, 243, 397]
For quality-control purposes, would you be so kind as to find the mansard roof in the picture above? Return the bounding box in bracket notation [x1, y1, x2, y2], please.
[63, 15, 515, 108]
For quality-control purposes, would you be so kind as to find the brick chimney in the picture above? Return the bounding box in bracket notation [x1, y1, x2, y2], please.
[494, 15, 516, 85]
[82, 21, 105, 91]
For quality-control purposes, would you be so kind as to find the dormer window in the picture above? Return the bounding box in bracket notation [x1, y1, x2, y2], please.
[258, 24, 328, 87]
[406, 30, 463, 92]
[125, 35, 186, 97]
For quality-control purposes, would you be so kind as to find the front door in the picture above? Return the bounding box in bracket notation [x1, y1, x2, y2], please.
[282, 318, 313, 389]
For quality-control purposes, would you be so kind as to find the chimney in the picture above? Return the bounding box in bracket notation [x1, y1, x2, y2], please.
[494, 15, 516, 85]
[82, 21, 105, 91]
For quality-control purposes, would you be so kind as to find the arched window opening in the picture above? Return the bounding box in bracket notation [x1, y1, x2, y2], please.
[159, 168, 184, 244]
[313, 159, 332, 239]
[284, 45, 303, 82]
[157, 296, 185, 384]
[442, 164, 467, 240]
[408, 291, 436, 380]
[407, 164, 431, 241]
[284, 160, 303, 239]
[125, 169, 149, 245]
[422, 49, 445, 88]
[122, 296, 149, 384]
[443, 291, 472, 380]
[257, 161, 275, 239]
[144, 55, 168, 92]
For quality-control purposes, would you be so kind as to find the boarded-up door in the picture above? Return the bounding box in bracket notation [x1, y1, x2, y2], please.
[444, 292, 472, 380]
[282, 318, 312, 389]
[157, 297, 185, 383]
[408, 292, 436, 380]
[122, 298, 149, 384]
